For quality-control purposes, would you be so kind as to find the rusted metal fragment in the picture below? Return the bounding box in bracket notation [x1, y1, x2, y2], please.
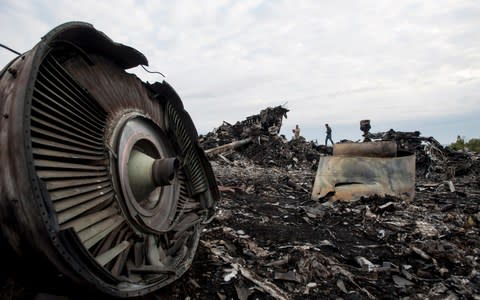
[312, 143, 415, 201]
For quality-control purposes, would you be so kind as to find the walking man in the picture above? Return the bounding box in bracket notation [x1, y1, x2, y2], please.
[325, 123, 334, 146]
[292, 124, 300, 140]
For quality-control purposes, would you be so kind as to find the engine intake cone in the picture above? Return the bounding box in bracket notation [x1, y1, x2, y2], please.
[128, 150, 179, 203]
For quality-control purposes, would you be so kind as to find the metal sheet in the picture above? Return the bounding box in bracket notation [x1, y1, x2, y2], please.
[49, 182, 111, 201]
[32, 136, 104, 155]
[60, 206, 117, 231]
[31, 126, 104, 151]
[83, 218, 124, 249]
[312, 153, 415, 201]
[56, 193, 113, 223]
[32, 147, 103, 160]
[54, 189, 113, 210]
[34, 159, 106, 171]
[95, 240, 130, 266]
[78, 215, 123, 242]
[37, 170, 107, 179]
[45, 176, 110, 190]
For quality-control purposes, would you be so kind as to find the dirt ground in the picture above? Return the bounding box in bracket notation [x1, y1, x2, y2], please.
[155, 159, 480, 300]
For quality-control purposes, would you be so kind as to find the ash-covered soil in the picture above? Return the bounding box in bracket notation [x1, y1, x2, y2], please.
[157, 159, 480, 300]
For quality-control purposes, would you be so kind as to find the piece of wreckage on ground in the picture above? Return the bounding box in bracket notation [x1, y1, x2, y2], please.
[311, 140, 416, 202]
[312, 119, 474, 202]
[0, 22, 219, 297]
[201, 105, 289, 154]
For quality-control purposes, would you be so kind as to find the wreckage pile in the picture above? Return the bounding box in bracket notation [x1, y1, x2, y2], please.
[371, 129, 480, 180]
[199, 106, 324, 170]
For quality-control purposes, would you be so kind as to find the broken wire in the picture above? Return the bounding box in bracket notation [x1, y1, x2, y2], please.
[0, 43, 21, 56]
[141, 65, 165, 77]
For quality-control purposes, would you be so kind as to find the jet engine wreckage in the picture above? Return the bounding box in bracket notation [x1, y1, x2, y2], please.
[0, 22, 219, 297]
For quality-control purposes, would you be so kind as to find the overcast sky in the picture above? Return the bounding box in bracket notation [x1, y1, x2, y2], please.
[1, 0, 479, 144]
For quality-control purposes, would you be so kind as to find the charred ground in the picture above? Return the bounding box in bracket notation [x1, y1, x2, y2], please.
[160, 154, 479, 300]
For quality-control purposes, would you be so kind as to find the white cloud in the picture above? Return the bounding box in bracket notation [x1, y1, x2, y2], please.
[1, 0, 479, 144]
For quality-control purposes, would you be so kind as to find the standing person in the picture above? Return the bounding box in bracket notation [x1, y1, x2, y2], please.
[292, 124, 300, 140]
[325, 123, 334, 146]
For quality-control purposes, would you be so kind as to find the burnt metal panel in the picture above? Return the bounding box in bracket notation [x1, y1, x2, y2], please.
[312, 142, 416, 201]
[41, 21, 148, 69]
